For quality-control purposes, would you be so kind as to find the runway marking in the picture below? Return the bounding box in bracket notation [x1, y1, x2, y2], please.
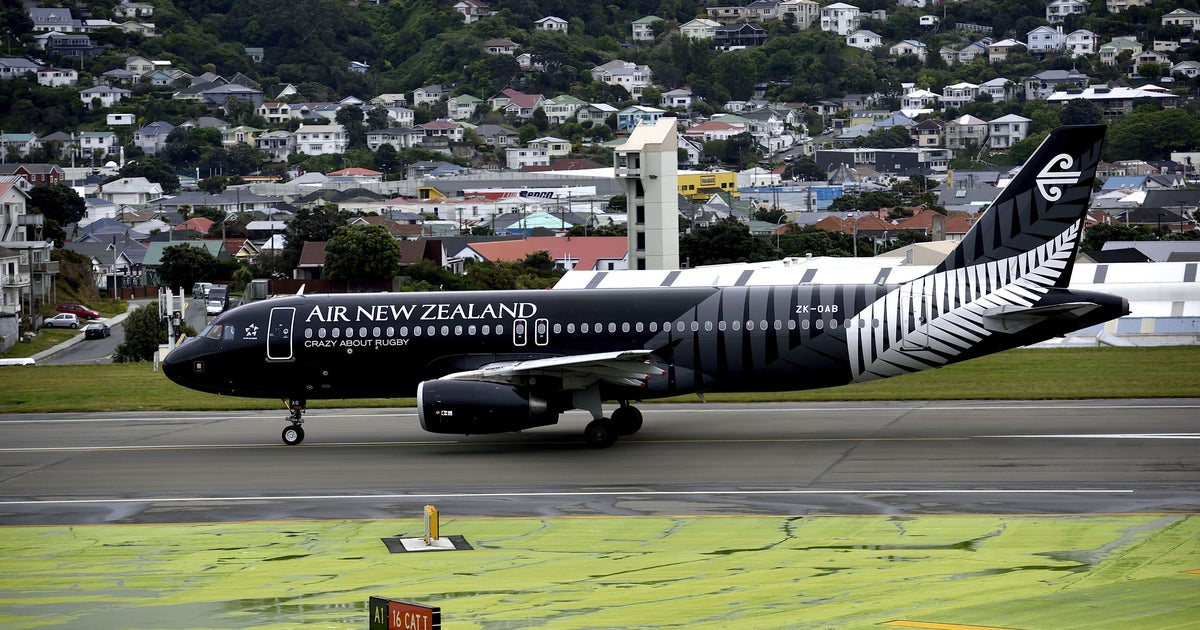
[981, 434, 1200, 440]
[0, 437, 968, 452]
[0, 488, 1135, 507]
[882, 622, 1017, 630]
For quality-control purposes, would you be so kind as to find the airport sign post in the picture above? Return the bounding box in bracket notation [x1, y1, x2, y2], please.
[369, 596, 440, 630]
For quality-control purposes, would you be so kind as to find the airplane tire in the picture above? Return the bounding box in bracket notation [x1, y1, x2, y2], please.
[584, 418, 617, 449]
[612, 406, 643, 435]
[282, 425, 305, 445]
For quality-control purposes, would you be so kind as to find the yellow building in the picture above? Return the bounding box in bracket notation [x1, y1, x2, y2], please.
[677, 170, 738, 201]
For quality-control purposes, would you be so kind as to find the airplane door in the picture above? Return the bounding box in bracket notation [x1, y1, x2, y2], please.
[513, 318, 528, 347]
[534, 318, 549, 346]
[267, 307, 295, 361]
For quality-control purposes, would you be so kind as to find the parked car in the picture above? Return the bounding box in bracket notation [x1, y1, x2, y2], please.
[44, 313, 80, 329]
[57, 303, 101, 320]
[84, 322, 111, 339]
[192, 282, 213, 299]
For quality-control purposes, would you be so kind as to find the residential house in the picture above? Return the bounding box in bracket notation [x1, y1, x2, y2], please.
[820, 3, 861, 35]
[941, 82, 979, 109]
[200, 83, 264, 111]
[919, 15, 940, 27]
[528, 136, 571, 159]
[258, 102, 296, 125]
[505, 147, 550, 170]
[1023, 68, 1089, 100]
[1132, 50, 1171, 75]
[256, 130, 294, 161]
[900, 89, 939, 111]
[542, 95, 587, 124]
[293, 124, 349, 155]
[419, 120, 465, 143]
[453, 0, 494, 24]
[0, 58, 40, 80]
[133, 121, 174, 154]
[1, 182, 56, 321]
[707, 4, 747, 24]
[1047, 85, 1179, 117]
[0, 164, 65, 186]
[221, 125, 261, 148]
[35, 31, 99, 58]
[515, 53, 544, 71]
[29, 7, 80, 32]
[371, 94, 407, 108]
[681, 120, 747, 143]
[1099, 37, 1142, 65]
[79, 85, 131, 109]
[1104, 0, 1152, 12]
[979, 77, 1017, 103]
[535, 16, 569, 34]
[661, 88, 695, 110]
[890, 40, 927, 60]
[447, 94, 483, 120]
[1027, 26, 1065, 54]
[1172, 60, 1200, 79]
[365, 128, 422, 152]
[474, 124, 520, 148]
[1046, 0, 1086, 23]
[576, 103, 618, 125]
[1161, 8, 1200, 31]
[944, 114, 988, 149]
[846, 29, 882, 50]
[102, 68, 140, 85]
[714, 23, 768, 49]
[97, 177, 163, 205]
[910, 119, 944, 147]
[679, 18, 720, 40]
[590, 60, 654, 99]
[943, 40, 990, 64]
[482, 38, 518, 55]
[988, 38, 1024, 62]
[125, 55, 156, 76]
[384, 107, 416, 127]
[488, 88, 544, 120]
[78, 131, 118, 159]
[746, 0, 782, 21]
[413, 84, 447, 107]
[987, 114, 1031, 149]
[616, 105, 665, 132]
[779, 0, 821, 28]
[113, 1, 155, 19]
[1066, 29, 1099, 57]
[632, 16, 663, 42]
[35, 67, 76, 87]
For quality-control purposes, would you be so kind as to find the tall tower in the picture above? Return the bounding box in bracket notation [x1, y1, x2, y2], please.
[615, 118, 679, 270]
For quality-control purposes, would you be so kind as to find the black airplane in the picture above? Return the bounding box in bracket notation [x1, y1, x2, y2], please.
[164, 124, 1127, 448]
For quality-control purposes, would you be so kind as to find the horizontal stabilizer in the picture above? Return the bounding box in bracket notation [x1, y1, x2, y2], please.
[981, 302, 1102, 333]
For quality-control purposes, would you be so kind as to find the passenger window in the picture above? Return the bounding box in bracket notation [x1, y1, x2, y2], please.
[482, 324, 490, 335]
[787, 320, 796, 330]
[621, 322, 630, 333]
[690, 321, 699, 332]
[649, 322, 658, 333]
[359, 327, 368, 338]
[761, 320, 769, 330]
[582, 323, 590, 333]
[496, 324, 504, 335]
[829, 319, 838, 330]
[553, 323, 562, 334]
[386, 327, 394, 336]
[440, 325, 449, 336]
[454, 325, 462, 335]
[747, 320, 755, 331]
[732, 321, 741, 331]
[302, 327, 312, 340]
[319, 327, 327, 338]
[400, 326, 409, 336]
[676, 321, 685, 332]
[635, 322, 644, 332]
[816, 319, 824, 330]
[413, 327, 422, 337]
[704, 321, 713, 332]
[332, 327, 341, 338]
[608, 322, 616, 333]
[345, 327, 354, 338]
[567, 322, 575, 333]
[718, 321, 726, 331]
[468, 325, 477, 335]
[372, 326, 381, 337]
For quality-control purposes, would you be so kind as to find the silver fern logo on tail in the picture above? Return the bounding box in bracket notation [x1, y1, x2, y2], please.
[1035, 154, 1082, 201]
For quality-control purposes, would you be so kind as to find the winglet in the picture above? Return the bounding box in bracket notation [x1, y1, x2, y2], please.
[931, 124, 1106, 288]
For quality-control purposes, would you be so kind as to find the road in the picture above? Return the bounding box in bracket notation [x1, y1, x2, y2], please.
[1, 399, 1197, 525]
[41, 297, 213, 366]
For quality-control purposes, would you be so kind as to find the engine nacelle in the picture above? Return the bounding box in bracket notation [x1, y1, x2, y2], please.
[417, 380, 559, 434]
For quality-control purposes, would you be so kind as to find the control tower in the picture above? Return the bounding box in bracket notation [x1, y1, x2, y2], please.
[614, 118, 679, 270]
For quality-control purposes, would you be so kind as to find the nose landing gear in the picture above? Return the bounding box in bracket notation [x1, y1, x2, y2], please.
[281, 398, 306, 445]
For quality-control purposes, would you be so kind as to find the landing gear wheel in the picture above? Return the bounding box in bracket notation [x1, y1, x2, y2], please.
[282, 425, 305, 445]
[584, 418, 618, 449]
[611, 405, 643, 435]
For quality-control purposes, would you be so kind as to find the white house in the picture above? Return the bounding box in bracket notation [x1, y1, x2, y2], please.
[96, 177, 162, 205]
[820, 2, 861, 35]
[293, 124, 349, 156]
[412, 84, 446, 107]
[987, 114, 1031, 149]
[1098, 37, 1142, 65]
[890, 40, 927, 60]
[845, 29, 882, 50]
[542, 95, 587, 124]
[591, 60, 654, 99]
[632, 16, 662, 42]
[680, 18, 720, 40]
[979, 77, 1017, 103]
[447, 94, 483, 120]
[535, 16, 568, 34]
[944, 114, 988, 149]
[1027, 26, 1065, 53]
[528, 136, 571, 158]
[77, 131, 118, 158]
[941, 82, 979, 109]
[779, 0, 821, 28]
[988, 38, 1024, 62]
[1046, 0, 1086, 23]
[1161, 8, 1200, 31]
[505, 147, 550, 169]
[79, 85, 131, 109]
[1066, 29, 1099, 57]
[35, 67, 77, 87]
[900, 89, 939, 111]
[661, 88, 694, 109]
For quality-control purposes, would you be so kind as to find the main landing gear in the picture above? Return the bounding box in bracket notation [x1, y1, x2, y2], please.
[582, 402, 643, 449]
[281, 398, 306, 445]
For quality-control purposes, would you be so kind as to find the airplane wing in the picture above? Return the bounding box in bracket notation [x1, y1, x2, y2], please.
[439, 350, 667, 390]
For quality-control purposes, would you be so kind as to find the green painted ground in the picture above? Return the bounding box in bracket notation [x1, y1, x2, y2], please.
[1, 515, 1198, 629]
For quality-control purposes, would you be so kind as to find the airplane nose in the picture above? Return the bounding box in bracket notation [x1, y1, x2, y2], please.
[161, 342, 200, 388]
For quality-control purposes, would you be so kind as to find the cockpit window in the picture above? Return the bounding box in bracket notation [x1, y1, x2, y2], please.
[203, 324, 223, 340]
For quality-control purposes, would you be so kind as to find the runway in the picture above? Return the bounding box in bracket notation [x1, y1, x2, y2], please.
[1, 400, 1198, 525]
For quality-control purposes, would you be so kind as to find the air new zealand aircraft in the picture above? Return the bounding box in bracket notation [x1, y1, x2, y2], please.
[164, 124, 1127, 448]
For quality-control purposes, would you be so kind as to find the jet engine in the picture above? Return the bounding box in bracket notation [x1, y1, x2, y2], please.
[417, 380, 559, 434]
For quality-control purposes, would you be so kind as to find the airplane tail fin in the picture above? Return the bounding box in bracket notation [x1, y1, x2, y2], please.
[930, 124, 1106, 288]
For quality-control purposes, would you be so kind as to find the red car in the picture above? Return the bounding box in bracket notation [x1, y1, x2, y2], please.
[57, 303, 101, 320]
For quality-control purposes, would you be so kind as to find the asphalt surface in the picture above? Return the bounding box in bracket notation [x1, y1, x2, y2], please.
[1, 400, 1197, 525]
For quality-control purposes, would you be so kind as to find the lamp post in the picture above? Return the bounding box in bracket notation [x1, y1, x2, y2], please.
[775, 213, 787, 249]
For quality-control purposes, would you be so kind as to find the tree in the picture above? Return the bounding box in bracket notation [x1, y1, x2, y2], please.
[120, 156, 181, 194]
[157, 244, 222, 292]
[113, 303, 193, 362]
[1081, 222, 1155, 252]
[680, 217, 780, 266]
[1060, 99, 1102, 126]
[323, 224, 402, 285]
[281, 204, 352, 270]
[27, 184, 86, 234]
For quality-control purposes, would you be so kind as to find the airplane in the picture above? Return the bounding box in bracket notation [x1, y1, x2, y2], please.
[163, 124, 1127, 448]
